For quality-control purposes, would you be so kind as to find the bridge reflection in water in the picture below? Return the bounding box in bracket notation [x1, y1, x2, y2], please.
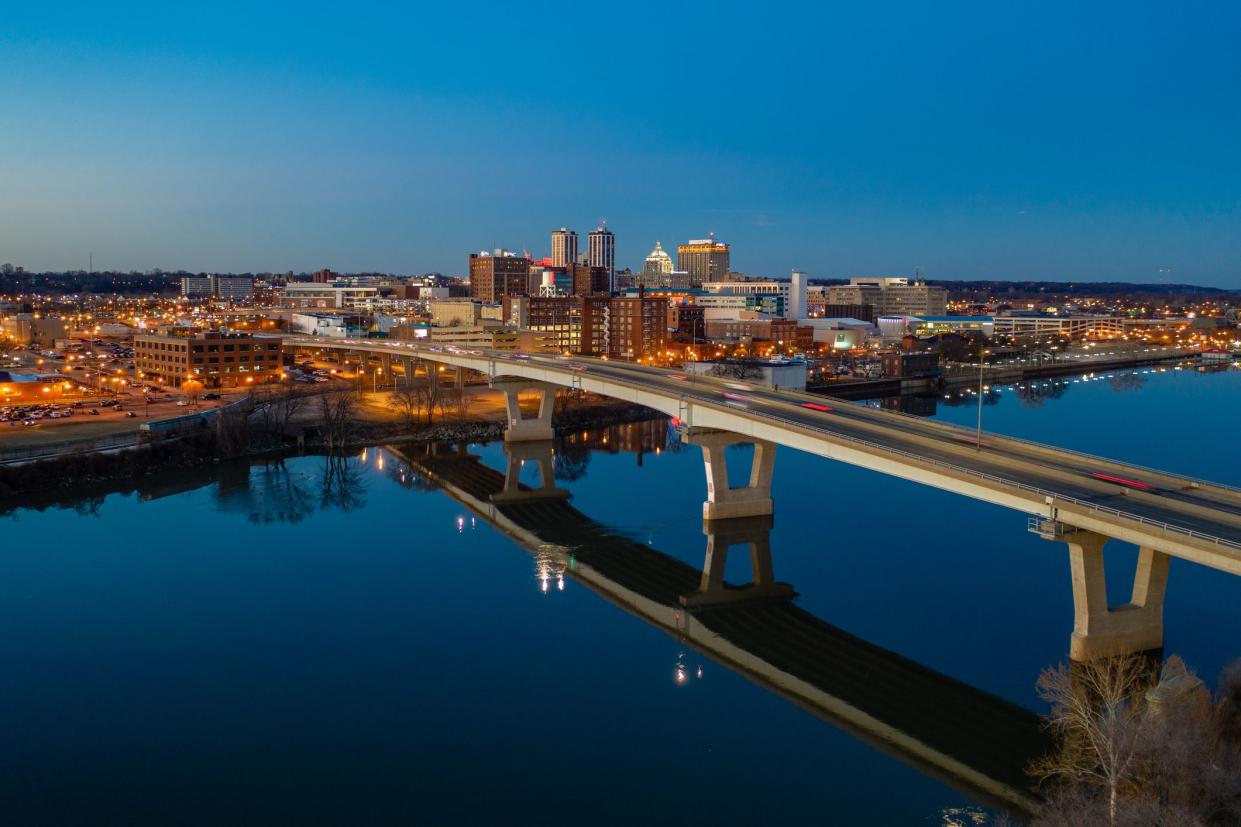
[387, 435, 1051, 818]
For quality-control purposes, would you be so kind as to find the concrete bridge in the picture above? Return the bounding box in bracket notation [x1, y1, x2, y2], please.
[387, 440, 1049, 817]
[287, 337, 1241, 660]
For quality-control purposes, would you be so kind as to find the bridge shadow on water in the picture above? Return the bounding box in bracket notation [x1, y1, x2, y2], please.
[388, 439, 1053, 820]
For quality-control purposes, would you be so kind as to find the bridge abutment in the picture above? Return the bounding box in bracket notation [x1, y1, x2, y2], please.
[493, 379, 557, 442]
[1040, 525, 1170, 661]
[684, 429, 776, 520]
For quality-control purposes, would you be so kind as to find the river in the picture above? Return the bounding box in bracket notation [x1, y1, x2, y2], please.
[1, 362, 1238, 824]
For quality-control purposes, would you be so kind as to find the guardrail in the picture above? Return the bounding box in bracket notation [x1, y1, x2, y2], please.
[556, 365, 1241, 555]
[0, 431, 141, 464]
[286, 339, 1241, 553]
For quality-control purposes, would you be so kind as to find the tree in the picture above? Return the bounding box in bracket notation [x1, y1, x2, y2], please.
[708, 359, 762, 381]
[1032, 654, 1241, 827]
[182, 379, 204, 408]
[257, 384, 311, 440]
[318, 389, 357, 451]
[1031, 655, 1157, 826]
[387, 384, 420, 429]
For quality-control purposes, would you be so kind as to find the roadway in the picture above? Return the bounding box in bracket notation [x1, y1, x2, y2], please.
[283, 337, 1241, 572]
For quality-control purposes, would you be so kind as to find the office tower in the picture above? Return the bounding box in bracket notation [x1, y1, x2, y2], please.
[551, 228, 578, 268]
[468, 249, 531, 303]
[588, 222, 615, 290]
[788, 270, 807, 320]
[677, 235, 730, 286]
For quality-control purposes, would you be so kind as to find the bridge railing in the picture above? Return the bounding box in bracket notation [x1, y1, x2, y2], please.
[288, 338, 1241, 553]
[750, 406, 1241, 554]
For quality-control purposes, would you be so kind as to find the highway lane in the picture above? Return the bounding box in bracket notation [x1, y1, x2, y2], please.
[285, 340, 1241, 549]
[526, 355, 1241, 546]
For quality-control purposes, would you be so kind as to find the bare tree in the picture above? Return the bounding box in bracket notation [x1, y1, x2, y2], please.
[318, 389, 357, 451]
[708, 359, 762, 381]
[1032, 654, 1241, 827]
[388, 384, 421, 429]
[415, 380, 443, 424]
[1031, 656, 1156, 827]
[260, 384, 311, 438]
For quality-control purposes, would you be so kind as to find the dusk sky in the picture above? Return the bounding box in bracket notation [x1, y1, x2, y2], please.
[2, 1, 1239, 285]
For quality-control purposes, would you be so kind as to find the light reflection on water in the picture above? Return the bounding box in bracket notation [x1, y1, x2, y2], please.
[0, 364, 1237, 824]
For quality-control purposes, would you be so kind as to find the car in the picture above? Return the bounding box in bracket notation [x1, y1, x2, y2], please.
[668, 373, 688, 380]
[799, 402, 833, 412]
[1090, 471, 1151, 490]
[176, 400, 189, 407]
[125, 411, 137, 418]
[722, 392, 751, 408]
[204, 393, 221, 400]
[567, 363, 588, 372]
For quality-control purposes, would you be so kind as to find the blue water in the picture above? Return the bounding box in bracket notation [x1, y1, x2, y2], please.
[1, 363, 1238, 824]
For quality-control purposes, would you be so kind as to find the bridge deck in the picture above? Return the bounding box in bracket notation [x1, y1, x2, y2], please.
[289, 338, 1241, 571]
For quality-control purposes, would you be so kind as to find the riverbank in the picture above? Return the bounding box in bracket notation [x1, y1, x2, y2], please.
[0, 393, 663, 504]
[810, 348, 1198, 401]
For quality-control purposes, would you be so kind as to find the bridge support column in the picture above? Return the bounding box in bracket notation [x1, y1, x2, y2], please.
[490, 440, 570, 503]
[493, 379, 557, 442]
[1054, 528, 1170, 661]
[684, 429, 776, 520]
[680, 515, 794, 608]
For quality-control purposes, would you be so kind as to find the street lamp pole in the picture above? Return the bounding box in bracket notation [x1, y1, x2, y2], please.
[975, 348, 989, 451]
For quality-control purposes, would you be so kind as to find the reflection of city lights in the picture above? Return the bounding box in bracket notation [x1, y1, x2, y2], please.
[557, 574, 564, 591]
[377, 455, 384, 470]
[541, 577, 549, 594]
[456, 516, 464, 533]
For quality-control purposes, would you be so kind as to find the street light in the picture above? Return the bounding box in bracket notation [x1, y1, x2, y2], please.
[975, 348, 990, 451]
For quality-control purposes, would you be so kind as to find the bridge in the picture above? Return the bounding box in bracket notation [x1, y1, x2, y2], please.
[386, 439, 1049, 817]
[286, 336, 1241, 660]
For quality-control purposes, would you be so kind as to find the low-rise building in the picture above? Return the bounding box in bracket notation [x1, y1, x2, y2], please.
[1, 314, 70, 346]
[135, 330, 284, 388]
[281, 283, 380, 309]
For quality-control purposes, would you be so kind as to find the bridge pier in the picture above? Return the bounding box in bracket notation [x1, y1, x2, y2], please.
[490, 440, 570, 503]
[680, 515, 794, 608]
[684, 428, 776, 520]
[493, 379, 557, 442]
[1038, 524, 1170, 661]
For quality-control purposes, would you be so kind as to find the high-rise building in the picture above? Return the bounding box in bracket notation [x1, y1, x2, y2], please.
[645, 239, 675, 278]
[181, 276, 213, 298]
[587, 222, 615, 290]
[677, 235, 730, 286]
[551, 228, 578, 268]
[570, 264, 611, 297]
[211, 275, 254, 303]
[788, 270, 808, 320]
[468, 250, 531, 303]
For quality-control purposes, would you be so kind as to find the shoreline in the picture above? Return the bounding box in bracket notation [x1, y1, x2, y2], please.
[0, 398, 664, 507]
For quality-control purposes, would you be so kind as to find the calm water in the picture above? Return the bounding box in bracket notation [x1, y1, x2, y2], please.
[2, 363, 1239, 825]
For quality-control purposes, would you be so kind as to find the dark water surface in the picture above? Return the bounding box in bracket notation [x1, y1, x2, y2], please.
[2, 363, 1238, 824]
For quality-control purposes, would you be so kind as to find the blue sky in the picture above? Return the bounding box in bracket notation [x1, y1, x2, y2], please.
[2, 1, 1239, 285]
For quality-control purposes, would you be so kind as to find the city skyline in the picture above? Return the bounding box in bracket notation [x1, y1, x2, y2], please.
[2, 2, 1239, 285]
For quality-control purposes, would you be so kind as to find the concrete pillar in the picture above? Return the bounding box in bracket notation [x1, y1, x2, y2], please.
[1063, 529, 1170, 661]
[493, 379, 557, 442]
[455, 366, 466, 389]
[680, 515, 794, 608]
[683, 428, 776, 520]
[490, 440, 570, 503]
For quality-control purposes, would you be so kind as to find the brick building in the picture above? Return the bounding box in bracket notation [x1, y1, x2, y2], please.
[135, 330, 284, 388]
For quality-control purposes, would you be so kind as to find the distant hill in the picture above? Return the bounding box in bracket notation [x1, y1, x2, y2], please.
[926, 280, 1237, 297]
